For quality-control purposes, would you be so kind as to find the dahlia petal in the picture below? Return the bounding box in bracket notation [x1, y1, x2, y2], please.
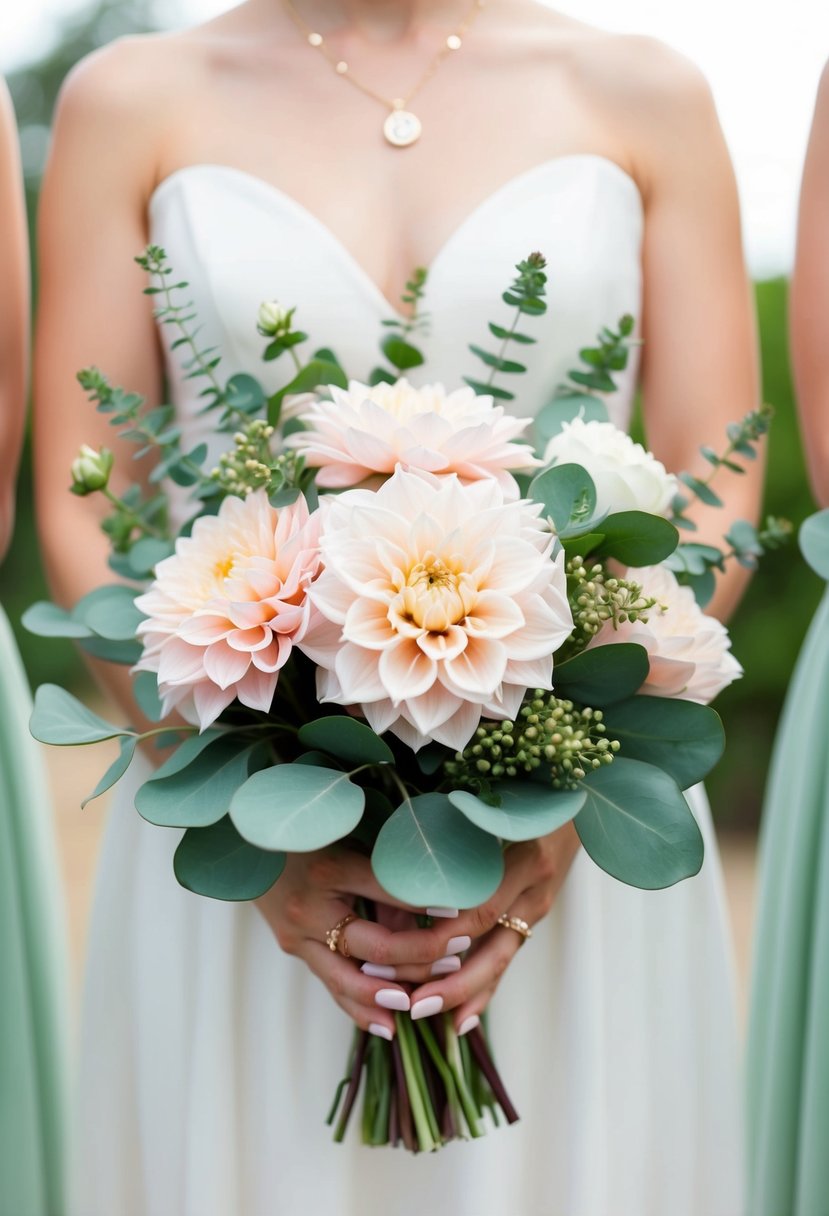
[251, 637, 292, 673]
[444, 636, 507, 696]
[226, 626, 271, 652]
[501, 593, 573, 660]
[298, 617, 344, 667]
[235, 668, 278, 714]
[156, 639, 207, 687]
[202, 641, 252, 690]
[192, 680, 238, 731]
[342, 599, 396, 650]
[430, 698, 482, 751]
[463, 591, 525, 640]
[402, 682, 460, 736]
[378, 638, 438, 703]
[178, 615, 233, 645]
[361, 697, 402, 736]
[416, 626, 468, 662]
[384, 713, 430, 753]
[335, 644, 388, 703]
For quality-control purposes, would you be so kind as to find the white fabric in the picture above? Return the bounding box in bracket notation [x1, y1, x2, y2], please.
[72, 157, 744, 1216]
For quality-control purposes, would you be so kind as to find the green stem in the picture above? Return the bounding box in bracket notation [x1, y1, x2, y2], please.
[443, 1019, 485, 1137]
[395, 1014, 439, 1152]
[486, 308, 521, 390]
[101, 488, 167, 540]
[415, 1019, 466, 1135]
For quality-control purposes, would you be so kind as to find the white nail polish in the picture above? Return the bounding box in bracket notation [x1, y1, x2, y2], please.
[369, 1022, 394, 1041]
[431, 956, 461, 976]
[361, 963, 397, 980]
[411, 995, 444, 1020]
[375, 988, 410, 1012]
[458, 1014, 480, 1037]
[446, 935, 471, 955]
[427, 906, 459, 918]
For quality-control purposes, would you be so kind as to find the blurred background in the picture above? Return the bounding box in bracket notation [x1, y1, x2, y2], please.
[1, 0, 827, 1006]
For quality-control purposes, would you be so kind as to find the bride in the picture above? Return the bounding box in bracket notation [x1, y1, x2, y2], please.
[35, 1, 759, 1212]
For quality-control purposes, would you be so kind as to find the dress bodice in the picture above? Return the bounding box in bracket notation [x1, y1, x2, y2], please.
[148, 155, 643, 461]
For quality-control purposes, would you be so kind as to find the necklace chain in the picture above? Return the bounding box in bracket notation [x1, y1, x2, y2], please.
[282, 0, 486, 145]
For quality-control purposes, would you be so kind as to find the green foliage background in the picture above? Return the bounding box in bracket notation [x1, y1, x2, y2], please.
[0, 0, 821, 829]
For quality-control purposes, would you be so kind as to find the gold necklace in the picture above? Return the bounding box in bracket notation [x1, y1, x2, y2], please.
[282, 0, 486, 147]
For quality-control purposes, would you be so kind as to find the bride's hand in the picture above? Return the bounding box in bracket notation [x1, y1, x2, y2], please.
[405, 823, 582, 1035]
[255, 848, 476, 1039]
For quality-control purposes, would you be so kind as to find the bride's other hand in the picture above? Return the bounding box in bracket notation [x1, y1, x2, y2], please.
[404, 823, 581, 1034]
[256, 849, 477, 1039]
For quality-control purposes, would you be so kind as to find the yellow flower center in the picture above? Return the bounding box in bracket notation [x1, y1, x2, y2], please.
[214, 555, 235, 582]
[401, 553, 471, 632]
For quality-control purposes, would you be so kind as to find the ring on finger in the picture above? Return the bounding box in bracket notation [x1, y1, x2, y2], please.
[496, 913, 532, 946]
[325, 913, 357, 957]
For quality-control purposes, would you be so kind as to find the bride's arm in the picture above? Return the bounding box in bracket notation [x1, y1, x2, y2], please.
[791, 60, 829, 508]
[35, 46, 168, 724]
[0, 78, 29, 561]
[631, 43, 762, 623]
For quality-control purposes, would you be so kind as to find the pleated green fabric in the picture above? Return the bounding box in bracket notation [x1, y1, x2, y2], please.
[747, 511, 829, 1216]
[0, 605, 68, 1215]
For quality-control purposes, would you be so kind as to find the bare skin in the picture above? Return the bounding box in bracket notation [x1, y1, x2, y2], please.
[791, 59, 829, 508]
[0, 78, 29, 561]
[35, 0, 761, 1039]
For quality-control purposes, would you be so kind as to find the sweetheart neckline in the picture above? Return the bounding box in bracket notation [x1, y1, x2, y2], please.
[148, 154, 644, 321]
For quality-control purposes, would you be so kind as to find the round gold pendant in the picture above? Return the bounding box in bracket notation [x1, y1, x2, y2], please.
[383, 109, 422, 148]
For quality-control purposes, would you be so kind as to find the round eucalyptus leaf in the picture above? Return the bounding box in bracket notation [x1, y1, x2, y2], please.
[78, 585, 145, 641]
[592, 511, 679, 566]
[174, 817, 285, 902]
[78, 636, 143, 665]
[575, 757, 704, 889]
[449, 783, 585, 841]
[372, 793, 504, 909]
[127, 537, 175, 577]
[133, 671, 165, 723]
[21, 601, 91, 639]
[529, 463, 597, 534]
[136, 736, 257, 828]
[532, 395, 610, 449]
[230, 763, 365, 852]
[81, 736, 138, 807]
[554, 643, 649, 706]
[30, 684, 133, 746]
[601, 696, 725, 790]
[298, 716, 393, 765]
[800, 509, 829, 580]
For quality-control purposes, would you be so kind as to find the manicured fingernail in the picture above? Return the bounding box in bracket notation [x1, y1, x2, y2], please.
[458, 1015, 480, 1037]
[361, 963, 397, 980]
[446, 935, 471, 955]
[431, 956, 461, 976]
[427, 906, 459, 918]
[411, 995, 444, 1020]
[375, 989, 410, 1012]
[369, 1022, 394, 1040]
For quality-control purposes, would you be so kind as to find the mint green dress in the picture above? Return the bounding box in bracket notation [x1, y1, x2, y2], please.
[0, 603, 68, 1214]
[747, 508, 829, 1216]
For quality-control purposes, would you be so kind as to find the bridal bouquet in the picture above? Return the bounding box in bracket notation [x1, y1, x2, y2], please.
[26, 249, 783, 1152]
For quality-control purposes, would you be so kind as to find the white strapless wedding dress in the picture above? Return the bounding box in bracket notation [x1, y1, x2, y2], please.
[71, 157, 744, 1216]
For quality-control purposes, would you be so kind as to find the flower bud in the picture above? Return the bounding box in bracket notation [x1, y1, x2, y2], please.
[256, 300, 293, 338]
[70, 445, 114, 495]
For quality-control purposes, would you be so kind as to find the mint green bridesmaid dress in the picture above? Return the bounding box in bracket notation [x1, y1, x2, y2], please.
[0, 603, 68, 1214]
[747, 508, 829, 1216]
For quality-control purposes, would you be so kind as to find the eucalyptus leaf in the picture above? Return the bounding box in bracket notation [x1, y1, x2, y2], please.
[371, 792, 504, 908]
[533, 394, 609, 449]
[554, 643, 649, 706]
[575, 757, 704, 889]
[799, 508, 829, 580]
[298, 716, 393, 765]
[529, 463, 597, 533]
[21, 601, 92, 640]
[601, 696, 725, 789]
[147, 728, 225, 779]
[30, 684, 134, 745]
[230, 763, 365, 851]
[380, 334, 424, 371]
[82, 736, 138, 807]
[449, 783, 585, 841]
[78, 636, 143, 665]
[78, 585, 145, 641]
[126, 537, 174, 576]
[267, 359, 348, 425]
[136, 736, 257, 828]
[592, 511, 679, 566]
[174, 817, 285, 901]
[132, 671, 165, 723]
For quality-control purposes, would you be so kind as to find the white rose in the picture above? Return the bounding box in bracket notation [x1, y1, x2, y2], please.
[589, 564, 742, 704]
[543, 417, 677, 518]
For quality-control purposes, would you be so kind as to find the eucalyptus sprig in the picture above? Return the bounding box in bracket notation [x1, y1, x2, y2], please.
[670, 404, 774, 530]
[560, 314, 637, 399]
[369, 266, 429, 386]
[465, 252, 547, 402]
[667, 514, 793, 606]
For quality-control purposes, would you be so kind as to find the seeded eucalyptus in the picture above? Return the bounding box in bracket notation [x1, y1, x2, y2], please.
[562, 556, 658, 658]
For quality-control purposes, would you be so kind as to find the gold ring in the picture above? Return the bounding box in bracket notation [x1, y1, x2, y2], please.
[496, 914, 532, 944]
[325, 913, 357, 957]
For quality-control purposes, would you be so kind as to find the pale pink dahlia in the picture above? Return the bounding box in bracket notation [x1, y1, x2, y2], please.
[588, 564, 742, 704]
[299, 468, 573, 752]
[134, 491, 322, 729]
[284, 378, 540, 496]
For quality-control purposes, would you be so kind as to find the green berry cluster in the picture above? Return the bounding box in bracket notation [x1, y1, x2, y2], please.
[444, 690, 620, 791]
[564, 556, 657, 656]
[209, 420, 302, 498]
